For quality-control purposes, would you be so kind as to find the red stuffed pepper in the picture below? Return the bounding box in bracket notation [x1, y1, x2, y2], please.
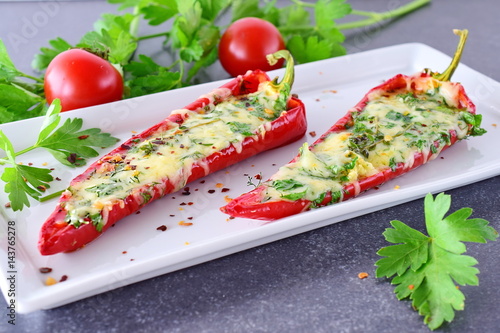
[221, 30, 486, 221]
[39, 51, 306, 255]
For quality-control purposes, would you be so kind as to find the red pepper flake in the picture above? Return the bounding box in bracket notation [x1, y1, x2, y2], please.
[208, 189, 216, 194]
[122, 251, 127, 254]
[180, 202, 187, 206]
[136, 211, 141, 214]
[200, 180, 206, 184]
[221, 188, 230, 193]
[130, 259, 135, 261]
[78, 135, 89, 140]
[60, 275, 68, 282]
[169, 214, 175, 217]
[309, 131, 317, 137]
[37, 185, 47, 192]
[315, 98, 320, 102]
[187, 217, 193, 220]
[55, 177, 61, 181]
[157, 225, 167, 231]
[4, 202, 11, 208]
[215, 183, 224, 188]
[181, 187, 191, 195]
[39, 267, 52, 274]
[28, 162, 33, 166]
[187, 202, 194, 206]
[67, 153, 77, 164]
[357, 272, 369, 279]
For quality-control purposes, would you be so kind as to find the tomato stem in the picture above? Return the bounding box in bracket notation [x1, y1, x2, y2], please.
[430, 29, 468, 82]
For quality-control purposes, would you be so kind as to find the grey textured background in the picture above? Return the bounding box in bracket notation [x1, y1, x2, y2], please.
[0, 1, 499, 332]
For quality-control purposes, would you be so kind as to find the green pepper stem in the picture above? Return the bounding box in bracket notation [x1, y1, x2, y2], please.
[431, 29, 468, 82]
[266, 50, 295, 91]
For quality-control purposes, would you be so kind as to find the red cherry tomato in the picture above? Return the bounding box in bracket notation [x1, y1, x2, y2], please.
[44, 49, 123, 112]
[218, 17, 286, 77]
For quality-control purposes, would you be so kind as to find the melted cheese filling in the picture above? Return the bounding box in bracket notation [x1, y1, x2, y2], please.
[63, 82, 286, 229]
[264, 79, 470, 204]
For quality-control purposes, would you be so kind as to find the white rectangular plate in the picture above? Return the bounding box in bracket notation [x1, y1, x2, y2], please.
[1, 43, 499, 313]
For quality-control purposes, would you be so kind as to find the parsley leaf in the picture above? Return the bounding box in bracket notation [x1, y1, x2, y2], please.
[124, 55, 181, 97]
[31, 100, 119, 167]
[31, 37, 73, 72]
[0, 84, 45, 124]
[287, 35, 338, 64]
[0, 130, 53, 211]
[141, 1, 178, 26]
[0, 99, 119, 210]
[231, 0, 262, 21]
[375, 192, 498, 330]
[0, 39, 45, 123]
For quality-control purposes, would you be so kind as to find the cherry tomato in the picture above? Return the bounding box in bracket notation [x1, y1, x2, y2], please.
[44, 49, 123, 112]
[218, 17, 286, 77]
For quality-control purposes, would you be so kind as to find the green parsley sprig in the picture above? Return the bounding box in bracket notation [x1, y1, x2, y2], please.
[0, 0, 430, 125]
[0, 40, 46, 123]
[0, 99, 119, 211]
[375, 192, 498, 330]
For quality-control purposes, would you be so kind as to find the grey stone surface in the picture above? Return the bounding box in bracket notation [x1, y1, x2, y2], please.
[0, 1, 499, 332]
